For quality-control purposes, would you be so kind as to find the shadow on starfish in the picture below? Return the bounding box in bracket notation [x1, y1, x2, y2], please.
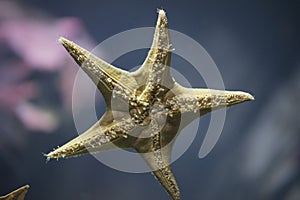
[46, 9, 254, 200]
[0, 185, 29, 200]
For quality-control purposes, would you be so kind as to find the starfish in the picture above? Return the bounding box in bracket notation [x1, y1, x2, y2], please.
[0, 185, 30, 200]
[46, 10, 254, 200]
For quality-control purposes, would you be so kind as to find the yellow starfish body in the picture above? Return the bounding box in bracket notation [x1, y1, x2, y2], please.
[47, 10, 254, 200]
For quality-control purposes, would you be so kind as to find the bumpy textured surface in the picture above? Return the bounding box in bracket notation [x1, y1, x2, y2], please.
[47, 10, 254, 200]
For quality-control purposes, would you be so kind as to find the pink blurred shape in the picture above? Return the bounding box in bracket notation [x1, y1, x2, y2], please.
[15, 102, 59, 133]
[0, 17, 83, 71]
[0, 0, 96, 132]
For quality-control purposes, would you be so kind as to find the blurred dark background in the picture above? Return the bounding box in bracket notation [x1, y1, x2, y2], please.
[0, 0, 300, 199]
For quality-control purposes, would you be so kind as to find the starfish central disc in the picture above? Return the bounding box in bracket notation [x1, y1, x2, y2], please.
[129, 97, 151, 125]
[128, 84, 169, 126]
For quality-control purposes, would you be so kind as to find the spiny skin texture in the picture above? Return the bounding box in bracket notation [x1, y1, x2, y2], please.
[47, 10, 254, 200]
[0, 185, 29, 200]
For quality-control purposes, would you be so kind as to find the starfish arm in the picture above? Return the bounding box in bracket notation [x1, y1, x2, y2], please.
[135, 121, 180, 200]
[0, 185, 29, 200]
[135, 9, 174, 88]
[46, 114, 135, 159]
[59, 37, 137, 105]
[166, 86, 254, 116]
[152, 165, 180, 200]
[138, 143, 180, 200]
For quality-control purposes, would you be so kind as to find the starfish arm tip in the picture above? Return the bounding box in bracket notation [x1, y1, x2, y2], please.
[58, 36, 68, 44]
[45, 145, 72, 160]
[247, 93, 255, 101]
[235, 91, 255, 101]
[45, 151, 58, 160]
[45, 146, 78, 160]
[222, 90, 255, 107]
[58, 36, 74, 52]
[157, 8, 166, 16]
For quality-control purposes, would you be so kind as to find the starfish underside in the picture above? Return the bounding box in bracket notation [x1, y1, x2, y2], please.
[0, 185, 29, 200]
[47, 10, 254, 200]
